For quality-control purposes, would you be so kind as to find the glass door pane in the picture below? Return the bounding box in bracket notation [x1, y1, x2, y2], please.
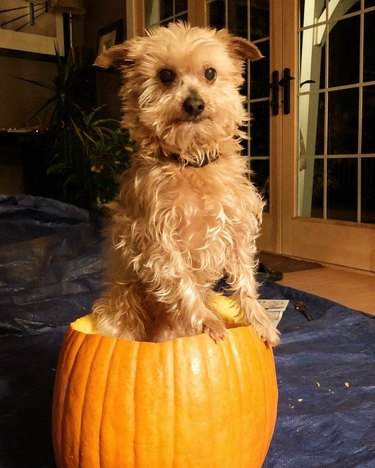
[145, 0, 188, 27]
[206, 0, 271, 210]
[298, 0, 375, 224]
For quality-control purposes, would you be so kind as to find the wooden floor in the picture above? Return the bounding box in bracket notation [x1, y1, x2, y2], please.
[279, 267, 375, 315]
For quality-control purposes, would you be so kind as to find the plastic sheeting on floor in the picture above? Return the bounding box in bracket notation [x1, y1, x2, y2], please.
[0, 195, 374, 468]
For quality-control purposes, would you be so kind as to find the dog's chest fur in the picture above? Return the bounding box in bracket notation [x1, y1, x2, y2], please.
[116, 156, 260, 286]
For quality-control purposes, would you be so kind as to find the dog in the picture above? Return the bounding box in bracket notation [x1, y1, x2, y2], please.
[92, 22, 280, 346]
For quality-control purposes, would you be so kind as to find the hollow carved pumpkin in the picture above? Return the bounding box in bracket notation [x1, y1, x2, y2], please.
[52, 297, 278, 468]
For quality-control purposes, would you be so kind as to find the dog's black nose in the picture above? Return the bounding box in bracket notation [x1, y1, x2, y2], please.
[183, 95, 205, 117]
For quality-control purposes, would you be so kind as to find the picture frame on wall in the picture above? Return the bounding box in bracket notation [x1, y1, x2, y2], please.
[0, 1, 65, 60]
[97, 20, 124, 55]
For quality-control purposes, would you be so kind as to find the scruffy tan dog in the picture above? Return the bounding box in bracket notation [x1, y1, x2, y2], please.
[93, 22, 279, 346]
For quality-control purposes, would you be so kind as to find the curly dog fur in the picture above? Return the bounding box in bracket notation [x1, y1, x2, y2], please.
[92, 22, 280, 345]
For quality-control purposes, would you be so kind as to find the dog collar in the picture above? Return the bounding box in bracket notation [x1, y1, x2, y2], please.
[169, 152, 219, 168]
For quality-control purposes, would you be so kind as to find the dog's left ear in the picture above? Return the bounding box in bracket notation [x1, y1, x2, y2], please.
[217, 30, 263, 62]
[228, 36, 264, 61]
[94, 42, 133, 70]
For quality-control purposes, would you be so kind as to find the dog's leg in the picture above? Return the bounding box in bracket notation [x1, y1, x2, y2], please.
[147, 298, 226, 342]
[234, 287, 280, 346]
[171, 288, 227, 342]
[92, 283, 148, 340]
[201, 309, 227, 342]
[226, 254, 280, 346]
[140, 269, 227, 342]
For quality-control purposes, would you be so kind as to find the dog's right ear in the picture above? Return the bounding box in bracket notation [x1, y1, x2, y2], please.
[94, 42, 133, 70]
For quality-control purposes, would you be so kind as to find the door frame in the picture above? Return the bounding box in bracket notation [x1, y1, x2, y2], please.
[279, 0, 375, 272]
[257, 0, 284, 254]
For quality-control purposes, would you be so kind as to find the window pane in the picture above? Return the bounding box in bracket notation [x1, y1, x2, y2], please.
[241, 130, 249, 156]
[300, 0, 325, 28]
[228, 0, 248, 38]
[145, 0, 158, 25]
[208, 0, 226, 29]
[361, 158, 375, 224]
[250, 159, 270, 211]
[311, 158, 324, 218]
[327, 158, 357, 221]
[299, 92, 325, 156]
[250, 41, 269, 99]
[329, 0, 360, 18]
[160, 1, 173, 20]
[178, 12, 188, 22]
[240, 61, 248, 97]
[175, 0, 187, 14]
[250, 101, 270, 157]
[328, 89, 358, 155]
[329, 16, 360, 88]
[299, 29, 326, 91]
[362, 86, 375, 154]
[315, 93, 325, 155]
[364, 10, 375, 82]
[240, 103, 249, 156]
[146, 0, 187, 26]
[319, 42, 326, 89]
[250, 0, 269, 41]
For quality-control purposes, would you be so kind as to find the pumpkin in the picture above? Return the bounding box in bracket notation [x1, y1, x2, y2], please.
[52, 296, 278, 468]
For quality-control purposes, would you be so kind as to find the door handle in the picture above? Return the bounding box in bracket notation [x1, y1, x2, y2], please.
[279, 68, 295, 115]
[270, 70, 279, 116]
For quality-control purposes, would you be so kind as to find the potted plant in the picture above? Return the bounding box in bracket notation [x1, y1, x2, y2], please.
[20, 50, 135, 212]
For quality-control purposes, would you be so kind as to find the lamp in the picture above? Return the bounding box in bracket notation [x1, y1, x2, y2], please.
[53, 0, 86, 57]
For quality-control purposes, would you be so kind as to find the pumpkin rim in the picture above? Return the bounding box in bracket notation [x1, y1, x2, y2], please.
[70, 313, 259, 344]
[71, 295, 259, 345]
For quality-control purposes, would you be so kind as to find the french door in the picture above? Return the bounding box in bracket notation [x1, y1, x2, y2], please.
[277, 0, 375, 273]
[130, 0, 375, 273]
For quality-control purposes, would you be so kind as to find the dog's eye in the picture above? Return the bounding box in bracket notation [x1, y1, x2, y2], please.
[159, 69, 175, 84]
[204, 68, 217, 82]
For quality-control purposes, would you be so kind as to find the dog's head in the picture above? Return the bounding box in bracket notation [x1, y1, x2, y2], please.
[95, 22, 262, 166]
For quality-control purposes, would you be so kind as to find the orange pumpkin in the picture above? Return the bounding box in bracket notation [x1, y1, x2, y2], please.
[52, 297, 278, 467]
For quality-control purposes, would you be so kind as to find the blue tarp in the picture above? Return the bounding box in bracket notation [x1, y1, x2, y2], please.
[0, 195, 374, 467]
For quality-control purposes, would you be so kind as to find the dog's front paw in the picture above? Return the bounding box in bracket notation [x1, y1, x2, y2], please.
[257, 322, 280, 347]
[239, 297, 281, 347]
[203, 316, 227, 343]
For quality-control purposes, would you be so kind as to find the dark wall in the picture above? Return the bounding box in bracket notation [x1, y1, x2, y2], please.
[0, 55, 56, 129]
[83, 0, 126, 120]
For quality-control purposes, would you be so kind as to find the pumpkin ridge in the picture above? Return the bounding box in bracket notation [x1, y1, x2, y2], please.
[250, 328, 268, 467]
[251, 328, 276, 466]
[78, 336, 104, 467]
[268, 347, 278, 454]
[236, 326, 263, 466]
[98, 338, 119, 468]
[171, 338, 179, 467]
[172, 340, 182, 467]
[132, 340, 141, 465]
[52, 328, 80, 462]
[59, 330, 87, 466]
[196, 335, 214, 464]
[159, 340, 175, 467]
[238, 328, 259, 462]
[224, 331, 244, 466]
[264, 343, 278, 463]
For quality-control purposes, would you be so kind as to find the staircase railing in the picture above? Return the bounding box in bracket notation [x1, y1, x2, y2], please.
[0, 1, 51, 32]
